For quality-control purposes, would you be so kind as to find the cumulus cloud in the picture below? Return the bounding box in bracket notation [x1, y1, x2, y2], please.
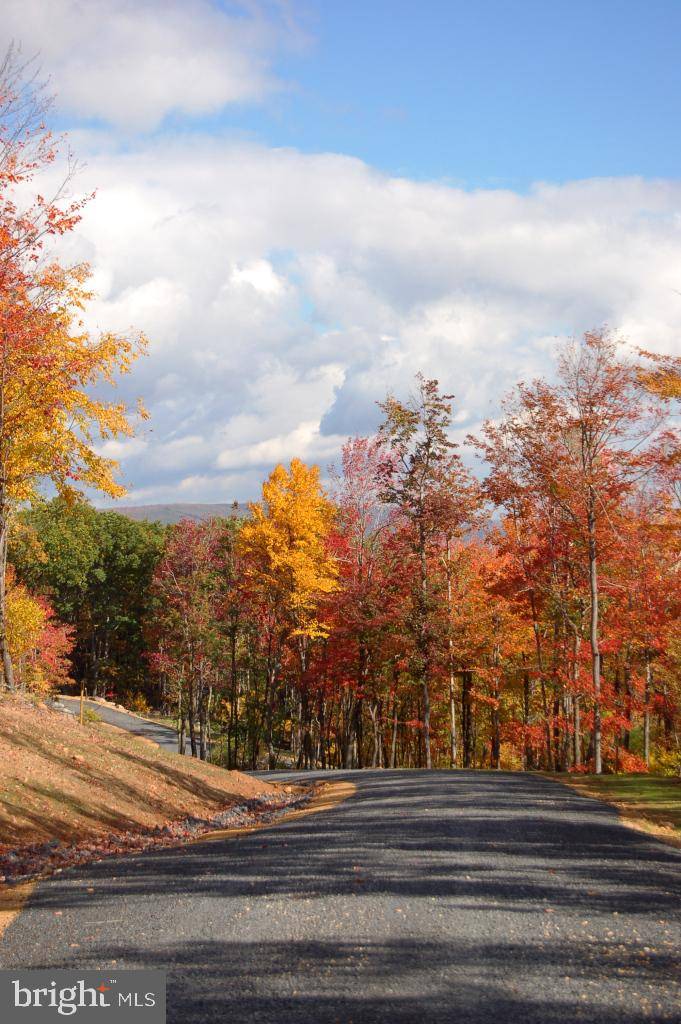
[34, 134, 681, 504]
[3, 0, 299, 130]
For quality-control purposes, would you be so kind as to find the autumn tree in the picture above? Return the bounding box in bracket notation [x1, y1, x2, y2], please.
[239, 459, 338, 768]
[377, 375, 480, 768]
[6, 567, 73, 693]
[475, 331, 677, 772]
[328, 436, 399, 767]
[0, 50, 146, 689]
[149, 519, 226, 758]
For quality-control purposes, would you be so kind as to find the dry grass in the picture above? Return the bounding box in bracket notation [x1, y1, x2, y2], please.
[0, 695, 275, 851]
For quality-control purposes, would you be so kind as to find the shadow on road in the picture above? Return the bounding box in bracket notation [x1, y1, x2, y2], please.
[3, 772, 680, 1023]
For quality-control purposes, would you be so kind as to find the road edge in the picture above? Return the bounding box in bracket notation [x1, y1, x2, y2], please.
[0, 782, 355, 944]
[57, 694, 174, 733]
[542, 772, 681, 851]
[0, 881, 37, 941]
[190, 779, 357, 845]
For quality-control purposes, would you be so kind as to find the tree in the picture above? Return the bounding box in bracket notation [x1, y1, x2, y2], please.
[474, 331, 677, 772]
[239, 459, 338, 768]
[0, 50, 146, 690]
[377, 374, 479, 768]
[6, 567, 73, 693]
[10, 500, 164, 698]
[328, 437, 399, 767]
[149, 518, 225, 758]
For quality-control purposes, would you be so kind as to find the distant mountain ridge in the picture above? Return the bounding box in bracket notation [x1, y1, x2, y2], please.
[113, 502, 250, 525]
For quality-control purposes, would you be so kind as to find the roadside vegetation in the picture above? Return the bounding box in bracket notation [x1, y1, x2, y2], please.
[559, 774, 681, 843]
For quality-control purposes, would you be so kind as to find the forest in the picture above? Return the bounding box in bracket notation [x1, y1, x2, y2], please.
[1, 49, 679, 776]
[7, 343, 681, 776]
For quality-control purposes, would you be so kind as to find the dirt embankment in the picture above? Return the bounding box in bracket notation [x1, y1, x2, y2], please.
[0, 695, 277, 852]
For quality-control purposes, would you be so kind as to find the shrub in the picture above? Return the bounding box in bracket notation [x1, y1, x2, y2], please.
[650, 750, 681, 777]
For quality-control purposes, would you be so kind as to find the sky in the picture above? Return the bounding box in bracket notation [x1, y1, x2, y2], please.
[3, 0, 681, 505]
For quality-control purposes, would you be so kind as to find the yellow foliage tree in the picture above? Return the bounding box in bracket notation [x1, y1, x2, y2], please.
[0, 264, 146, 689]
[6, 573, 45, 692]
[5, 569, 72, 694]
[240, 458, 338, 637]
[7, 577, 44, 667]
[239, 458, 338, 767]
[637, 351, 681, 401]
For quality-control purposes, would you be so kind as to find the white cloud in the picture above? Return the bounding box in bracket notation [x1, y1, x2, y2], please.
[231, 259, 285, 296]
[31, 135, 681, 504]
[3, 0, 299, 130]
[96, 438, 149, 460]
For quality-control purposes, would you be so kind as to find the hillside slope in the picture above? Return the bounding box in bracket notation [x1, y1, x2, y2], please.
[111, 502, 250, 524]
[0, 696, 275, 850]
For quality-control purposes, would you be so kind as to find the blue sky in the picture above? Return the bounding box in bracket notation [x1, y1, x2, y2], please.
[201, 0, 681, 187]
[4, 0, 681, 504]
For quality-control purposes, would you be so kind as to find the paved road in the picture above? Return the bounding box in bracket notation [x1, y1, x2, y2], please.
[54, 697, 181, 753]
[2, 771, 680, 1023]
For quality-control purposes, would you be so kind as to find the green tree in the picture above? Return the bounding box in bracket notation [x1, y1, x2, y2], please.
[10, 500, 164, 697]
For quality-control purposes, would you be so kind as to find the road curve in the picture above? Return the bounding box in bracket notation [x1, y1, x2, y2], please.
[1, 770, 680, 1023]
[54, 697, 180, 753]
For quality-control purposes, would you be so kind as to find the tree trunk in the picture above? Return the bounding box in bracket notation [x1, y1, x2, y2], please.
[187, 674, 198, 758]
[552, 695, 562, 772]
[446, 538, 457, 768]
[587, 503, 602, 774]
[422, 677, 431, 769]
[529, 593, 552, 771]
[571, 630, 581, 768]
[369, 702, 380, 767]
[0, 508, 15, 691]
[417, 520, 432, 769]
[522, 671, 532, 770]
[177, 680, 185, 754]
[448, 665, 457, 769]
[390, 698, 399, 768]
[198, 669, 207, 761]
[346, 642, 369, 768]
[462, 671, 474, 768]
[643, 654, 652, 767]
[318, 696, 327, 769]
[623, 659, 632, 752]
[490, 644, 501, 770]
[345, 697, 363, 769]
[265, 663, 277, 770]
[228, 627, 238, 769]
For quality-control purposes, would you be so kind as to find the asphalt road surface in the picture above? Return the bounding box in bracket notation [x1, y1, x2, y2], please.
[2, 770, 680, 1023]
[54, 697, 181, 753]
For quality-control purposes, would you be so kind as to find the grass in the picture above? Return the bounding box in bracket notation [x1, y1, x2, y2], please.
[144, 712, 179, 730]
[560, 773, 681, 841]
